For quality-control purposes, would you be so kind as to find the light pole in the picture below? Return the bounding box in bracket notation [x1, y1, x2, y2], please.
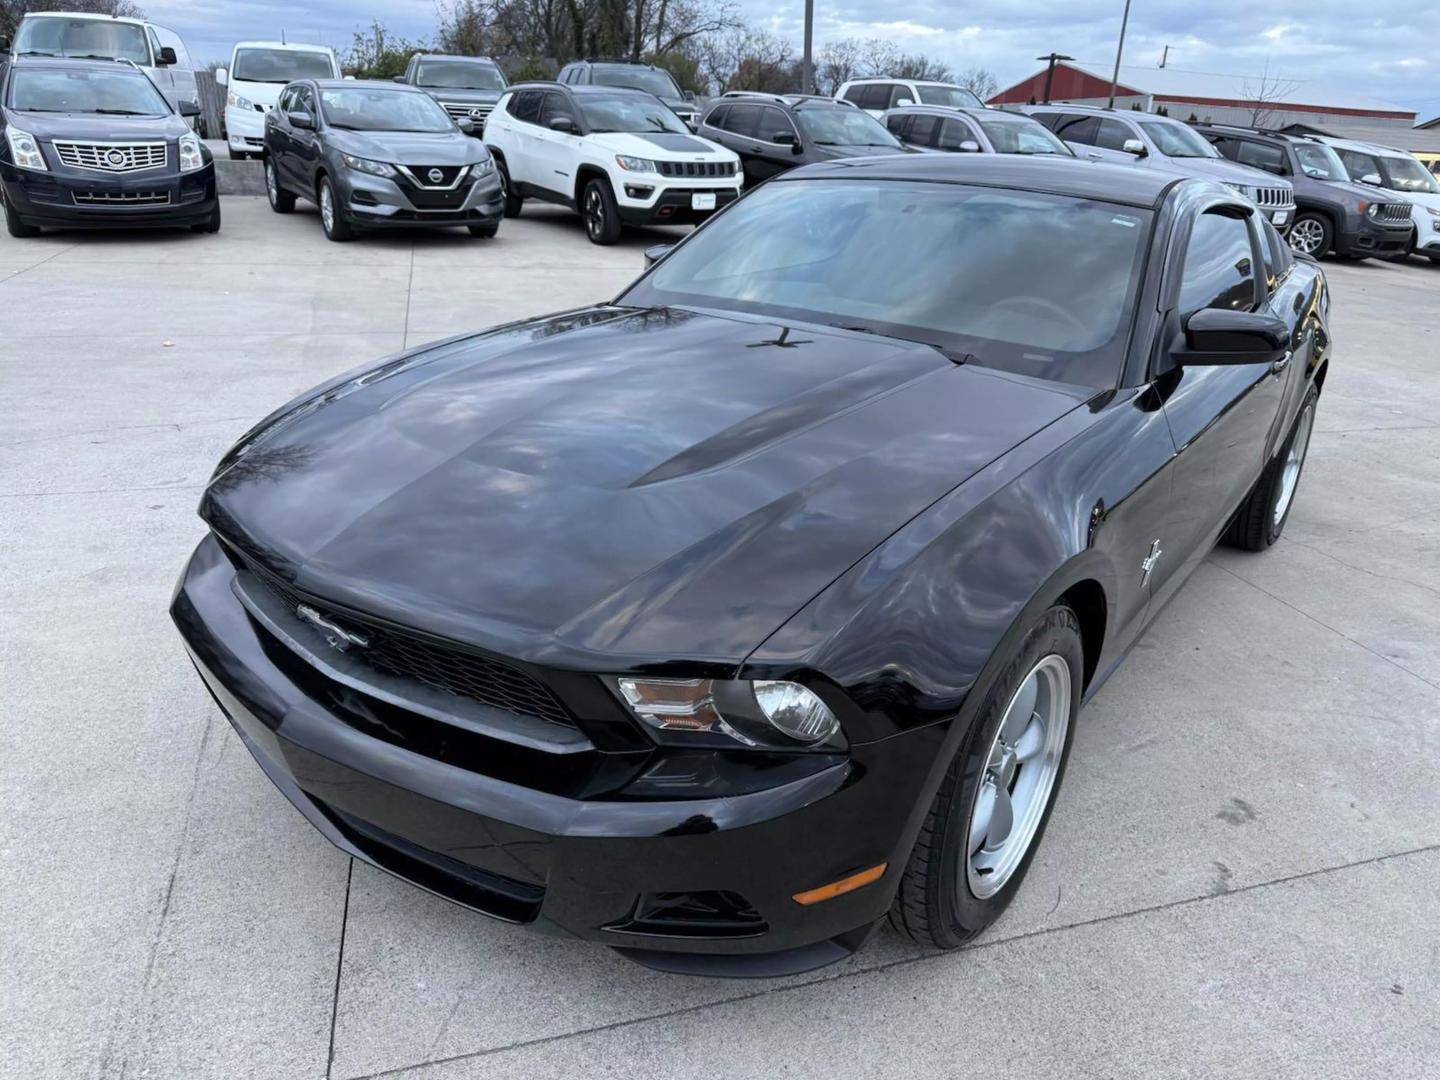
[1107, 0, 1133, 109]
[1035, 52, 1074, 104]
[801, 0, 814, 94]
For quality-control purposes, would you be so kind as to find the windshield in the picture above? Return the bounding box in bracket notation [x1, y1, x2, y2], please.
[1294, 142, 1348, 181]
[977, 116, 1071, 155]
[415, 59, 506, 91]
[319, 88, 452, 132]
[14, 16, 149, 63]
[8, 67, 169, 114]
[1381, 154, 1440, 194]
[916, 84, 985, 108]
[578, 92, 688, 134]
[232, 48, 335, 83]
[622, 179, 1149, 387]
[1137, 119, 1217, 158]
[794, 107, 902, 148]
[591, 66, 681, 100]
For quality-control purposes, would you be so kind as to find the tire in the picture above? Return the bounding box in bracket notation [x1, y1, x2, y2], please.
[317, 176, 353, 242]
[496, 160, 522, 218]
[468, 223, 498, 238]
[265, 158, 295, 213]
[4, 191, 40, 238]
[1287, 213, 1331, 258]
[190, 202, 222, 234]
[1225, 385, 1319, 551]
[227, 147, 249, 161]
[582, 176, 622, 245]
[889, 605, 1082, 949]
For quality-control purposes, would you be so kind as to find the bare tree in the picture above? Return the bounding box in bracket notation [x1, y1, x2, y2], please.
[815, 37, 860, 95]
[1241, 64, 1299, 128]
[0, 0, 143, 40]
[955, 66, 997, 101]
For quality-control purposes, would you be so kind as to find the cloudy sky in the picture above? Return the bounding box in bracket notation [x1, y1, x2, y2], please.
[147, 0, 1440, 118]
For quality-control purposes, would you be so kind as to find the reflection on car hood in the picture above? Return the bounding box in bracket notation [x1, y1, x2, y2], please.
[1177, 155, 1292, 189]
[202, 307, 1087, 666]
[326, 128, 487, 164]
[587, 130, 732, 159]
[813, 142, 911, 159]
[7, 109, 190, 142]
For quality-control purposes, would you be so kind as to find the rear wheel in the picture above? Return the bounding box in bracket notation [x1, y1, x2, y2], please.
[318, 176, 353, 242]
[265, 158, 296, 213]
[582, 177, 622, 245]
[889, 605, 1082, 948]
[4, 191, 39, 238]
[1226, 385, 1318, 551]
[1287, 213, 1331, 258]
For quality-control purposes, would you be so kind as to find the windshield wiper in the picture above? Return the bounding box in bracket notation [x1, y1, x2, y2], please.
[17, 50, 59, 57]
[93, 108, 154, 115]
[825, 322, 968, 365]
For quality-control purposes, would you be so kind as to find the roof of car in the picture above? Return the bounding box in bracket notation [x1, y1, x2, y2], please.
[233, 41, 334, 52]
[413, 53, 499, 63]
[1317, 134, 1415, 159]
[845, 77, 958, 86]
[19, 10, 146, 24]
[784, 153, 1186, 208]
[885, 105, 1022, 121]
[8, 55, 148, 74]
[307, 78, 424, 91]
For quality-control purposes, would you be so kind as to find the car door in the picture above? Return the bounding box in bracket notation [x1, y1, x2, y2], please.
[286, 85, 323, 192]
[721, 104, 766, 184]
[1073, 116, 1137, 164]
[748, 105, 800, 179]
[1152, 207, 1288, 602]
[267, 86, 295, 174]
[143, 26, 176, 109]
[535, 90, 579, 201]
[155, 26, 197, 113]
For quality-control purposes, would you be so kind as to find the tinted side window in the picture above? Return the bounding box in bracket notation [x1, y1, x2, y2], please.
[885, 112, 909, 137]
[889, 84, 916, 108]
[1259, 219, 1293, 286]
[841, 84, 866, 105]
[1237, 140, 1287, 175]
[1094, 118, 1132, 151]
[1054, 115, 1099, 145]
[938, 118, 972, 151]
[908, 114, 942, 148]
[703, 104, 728, 129]
[1339, 149, 1381, 181]
[856, 84, 892, 110]
[757, 105, 794, 142]
[1207, 134, 1239, 161]
[510, 90, 541, 124]
[538, 91, 571, 128]
[1178, 212, 1257, 315]
[725, 103, 762, 138]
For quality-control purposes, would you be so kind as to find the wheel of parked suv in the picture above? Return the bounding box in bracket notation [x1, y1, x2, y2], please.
[265, 158, 295, 214]
[1226, 385, 1318, 551]
[318, 176, 353, 242]
[582, 177, 622, 245]
[3, 190, 39, 238]
[497, 160, 522, 218]
[889, 605, 1081, 948]
[191, 202, 222, 235]
[1287, 214, 1331, 258]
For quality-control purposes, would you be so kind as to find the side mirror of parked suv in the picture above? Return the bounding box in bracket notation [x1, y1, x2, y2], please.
[392, 75, 407, 84]
[772, 131, 801, 153]
[157, 46, 178, 66]
[215, 67, 228, 86]
[549, 116, 578, 133]
[1122, 138, 1148, 157]
[1359, 173, 1382, 186]
[179, 100, 201, 118]
[289, 110, 315, 131]
[644, 243, 674, 267]
[1172, 308, 1288, 367]
[958, 140, 981, 153]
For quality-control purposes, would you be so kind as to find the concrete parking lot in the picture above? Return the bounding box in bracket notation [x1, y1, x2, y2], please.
[3, 198, 1438, 1080]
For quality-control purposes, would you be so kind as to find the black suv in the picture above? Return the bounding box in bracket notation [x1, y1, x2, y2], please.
[699, 92, 908, 187]
[556, 59, 697, 128]
[393, 53, 508, 134]
[1, 56, 217, 236]
[1193, 123, 1413, 259]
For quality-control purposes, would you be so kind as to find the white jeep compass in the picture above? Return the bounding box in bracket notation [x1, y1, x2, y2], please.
[483, 82, 741, 244]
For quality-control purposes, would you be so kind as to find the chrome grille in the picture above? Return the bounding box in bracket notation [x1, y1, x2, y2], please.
[54, 141, 167, 173]
[1377, 203, 1411, 223]
[656, 160, 736, 178]
[1252, 186, 1294, 209]
[441, 101, 491, 121]
[73, 190, 170, 206]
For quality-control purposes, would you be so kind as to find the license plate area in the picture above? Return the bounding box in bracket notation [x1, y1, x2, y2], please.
[691, 192, 716, 211]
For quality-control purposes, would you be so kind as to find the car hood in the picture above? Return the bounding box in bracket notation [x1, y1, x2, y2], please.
[1396, 189, 1440, 210]
[9, 109, 189, 142]
[415, 87, 503, 106]
[202, 307, 1087, 667]
[325, 128, 488, 165]
[1322, 177, 1402, 203]
[1180, 155, 1292, 189]
[228, 80, 287, 109]
[587, 130, 733, 160]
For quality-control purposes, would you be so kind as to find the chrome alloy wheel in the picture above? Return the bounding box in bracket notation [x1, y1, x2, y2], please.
[966, 654, 1072, 899]
[320, 182, 335, 233]
[1289, 217, 1326, 256]
[584, 187, 604, 239]
[1274, 400, 1315, 528]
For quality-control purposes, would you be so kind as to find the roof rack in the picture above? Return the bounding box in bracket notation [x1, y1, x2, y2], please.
[719, 90, 855, 108]
[1189, 121, 1319, 143]
[581, 57, 656, 67]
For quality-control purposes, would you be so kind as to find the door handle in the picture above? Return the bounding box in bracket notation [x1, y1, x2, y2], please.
[1271, 350, 1292, 376]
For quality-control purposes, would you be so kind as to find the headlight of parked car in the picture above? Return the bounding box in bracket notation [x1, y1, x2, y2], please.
[1427, 206, 1440, 219]
[471, 157, 494, 176]
[615, 155, 658, 173]
[178, 132, 204, 172]
[1223, 181, 1254, 201]
[612, 676, 845, 750]
[340, 154, 397, 178]
[226, 92, 254, 110]
[6, 127, 47, 171]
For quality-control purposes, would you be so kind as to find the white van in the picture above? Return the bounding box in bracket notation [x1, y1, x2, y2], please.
[216, 42, 341, 160]
[6, 12, 199, 118]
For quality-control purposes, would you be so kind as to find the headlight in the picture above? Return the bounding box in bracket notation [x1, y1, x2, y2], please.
[6, 127, 47, 171]
[615, 155, 657, 173]
[1427, 207, 1440, 219]
[471, 156, 494, 176]
[1223, 181, 1253, 200]
[226, 92, 254, 110]
[178, 132, 204, 172]
[613, 677, 844, 749]
[340, 154, 397, 178]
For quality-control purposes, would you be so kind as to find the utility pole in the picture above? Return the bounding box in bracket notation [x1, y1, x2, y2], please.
[801, 0, 814, 94]
[1107, 0, 1133, 108]
[1160, 44, 1169, 68]
[1035, 52, 1074, 103]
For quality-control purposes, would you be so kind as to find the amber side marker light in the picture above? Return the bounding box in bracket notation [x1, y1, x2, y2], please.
[792, 863, 888, 906]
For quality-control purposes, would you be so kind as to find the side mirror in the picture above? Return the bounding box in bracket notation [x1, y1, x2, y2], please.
[215, 67, 228, 86]
[457, 116, 475, 133]
[772, 130, 797, 146]
[288, 110, 314, 130]
[1359, 172, 1381, 186]
[392, 75, 407, 84]
[684, 90, 697, 103]
[1171, 307, 1288, 366]
[894, 96, 913, 107]
[179, 99, 201, 117]
[644, 242, 674, 267]
[1122, 138, 1148, 157]
[548, 115, 577, 133]
[958, 139, 981, 153]
[157, 46, 178, 66]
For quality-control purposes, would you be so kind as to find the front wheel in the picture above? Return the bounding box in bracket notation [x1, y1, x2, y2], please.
[4, 191, 40, 238]
[1287, 213, 1331, 258]
[190, 202, 222, 234]
[318, 176, 353, 242]
[889, 605, 1082, 948]
[1226, 385, 1318, 551]
[497, 160, 522, 218]
[582, 177, 622, 245]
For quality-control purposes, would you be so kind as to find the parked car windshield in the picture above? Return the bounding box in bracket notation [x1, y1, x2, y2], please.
[916, 84, 985, 108]
[320, 88, 452, 132]
[1294, 142, 1348, 181]
[415, 59, 505, 90]
[232, 48, 334, 83]
[590, 66, 682, 99]
[14, 16, 148, 63]
[579, 92, 688, 133]
[7, 67, 169, 115]
[1136, 119, 1217, 158]
[1380, 153, 1440, 194]
[794, 107, 902, 148]
[623, 178, 1150, 387]
[976, 116, 1072, 155]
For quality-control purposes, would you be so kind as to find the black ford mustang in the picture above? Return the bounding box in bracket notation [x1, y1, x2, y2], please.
[173, 155, 1329, 977]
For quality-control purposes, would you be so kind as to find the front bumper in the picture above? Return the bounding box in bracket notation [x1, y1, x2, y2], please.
[171, 534, 927, 975]
[225, 105, 268, 153]
[1335, 215, 1412, 257]
[616, 183, 742, 227]
[1, 161, 217, 230]
[1413, 212, 1440, 254]
[335, 166, 506, 230]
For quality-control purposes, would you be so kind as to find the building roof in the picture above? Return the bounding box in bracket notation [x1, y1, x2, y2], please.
[1281, 120, 1440, 154]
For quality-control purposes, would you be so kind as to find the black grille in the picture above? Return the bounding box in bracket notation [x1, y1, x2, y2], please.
[656, 160, 734, 178]
[1377, 203, 1411, 223]
[246, 564, 575, 727]
[402, 164, 465, 187]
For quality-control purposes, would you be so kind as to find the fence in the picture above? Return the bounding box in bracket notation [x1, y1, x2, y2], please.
[196, 69, 225, 140]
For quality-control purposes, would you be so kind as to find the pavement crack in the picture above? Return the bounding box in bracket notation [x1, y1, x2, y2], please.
[1279, 536, 1440, 602]
[327, 859, 356, 1080]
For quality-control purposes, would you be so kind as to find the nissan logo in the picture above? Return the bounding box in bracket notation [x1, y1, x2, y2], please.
[427, 168, 445, 184]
